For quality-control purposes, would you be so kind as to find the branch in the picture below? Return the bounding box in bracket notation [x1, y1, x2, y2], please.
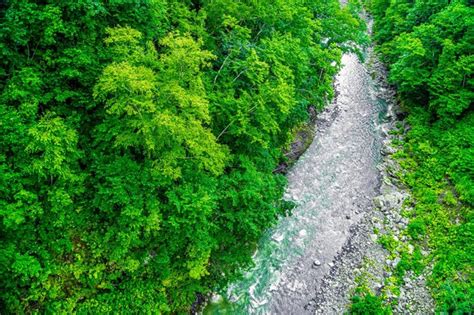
[217, 104, 258, 140]
[232, 69, 247, 83]
[213, 53, 232, 85]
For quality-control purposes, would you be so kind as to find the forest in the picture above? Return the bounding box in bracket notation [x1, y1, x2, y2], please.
[360, 0, 473, 313]
[1, 0, 472, 314]
[0, 0, 365, 313]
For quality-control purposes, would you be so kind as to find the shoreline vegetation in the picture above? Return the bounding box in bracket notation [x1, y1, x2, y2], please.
[350, 1, 473, 313]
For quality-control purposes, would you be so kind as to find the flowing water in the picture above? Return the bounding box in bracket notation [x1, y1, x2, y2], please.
[205, 31, 390, 315]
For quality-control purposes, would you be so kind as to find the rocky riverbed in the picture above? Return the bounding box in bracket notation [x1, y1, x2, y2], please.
[307, 48, 435, 314]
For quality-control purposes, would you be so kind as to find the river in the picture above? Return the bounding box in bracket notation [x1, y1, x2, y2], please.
[205, 20, 391, 315]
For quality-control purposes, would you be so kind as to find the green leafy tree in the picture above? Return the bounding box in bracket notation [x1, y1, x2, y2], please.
[1, 0, 366, 312]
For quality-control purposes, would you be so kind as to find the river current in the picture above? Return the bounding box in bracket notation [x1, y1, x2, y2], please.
[205, 35, 390, 314]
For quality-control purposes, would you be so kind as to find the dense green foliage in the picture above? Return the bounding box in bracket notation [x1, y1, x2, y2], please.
[350, 289, 391, 315]
[366, 0, 473, 312]
[0, 1, 365, 312]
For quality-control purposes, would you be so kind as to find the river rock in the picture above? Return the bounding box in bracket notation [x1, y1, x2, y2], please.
[392, 257, 401, 267]
[383, 191, 406, 209]
[373, 196, 384, 209]
[370, 234, 378, 242]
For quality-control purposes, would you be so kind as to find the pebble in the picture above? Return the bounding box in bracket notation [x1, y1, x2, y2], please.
[370, 234, 378, 242]
[313, 259, 322, 267]
[392, 257, 401, 267]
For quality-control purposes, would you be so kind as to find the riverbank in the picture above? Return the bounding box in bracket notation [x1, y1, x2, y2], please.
[348, 1, 474, 312]
[309, 47, 436, 314]
[204, 34, 391, 315]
